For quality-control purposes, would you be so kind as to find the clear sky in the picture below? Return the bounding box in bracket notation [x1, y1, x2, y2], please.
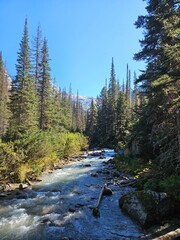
[0, 0, 147, 97]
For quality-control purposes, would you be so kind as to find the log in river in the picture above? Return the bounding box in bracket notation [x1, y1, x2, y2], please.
[0, 149, 147, 240]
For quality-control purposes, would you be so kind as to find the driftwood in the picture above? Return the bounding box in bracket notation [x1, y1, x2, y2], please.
[115, 179, 136, 187]
[92, 184, 112, 217]
[25, 178, 32, 186]
[92, 184, 105, 217]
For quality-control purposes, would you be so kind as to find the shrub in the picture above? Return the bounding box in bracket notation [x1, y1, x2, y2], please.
[159, 175, 180, 201]
[17, 163, 32, 182]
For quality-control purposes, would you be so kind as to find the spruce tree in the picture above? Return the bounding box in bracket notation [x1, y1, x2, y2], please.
[107, 58, 117, 143]
[10, 18, 38, 137]
[95, 83, 109, 146]
[86, 98, 97, 144]
[32, 23, 43, 92]
[39, 37, 53, 130]
[0, 52, 10, 137]
[134, 0, 180, 168]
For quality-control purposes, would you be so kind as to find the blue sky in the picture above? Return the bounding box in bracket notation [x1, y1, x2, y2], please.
[0, 0, 147, 97]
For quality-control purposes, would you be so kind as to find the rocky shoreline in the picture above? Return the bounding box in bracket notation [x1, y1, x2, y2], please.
[0, 153, 86, 200]
[0, 151, 179, 239]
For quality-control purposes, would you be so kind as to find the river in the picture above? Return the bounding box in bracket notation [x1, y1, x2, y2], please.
[0, 149, 147, 240]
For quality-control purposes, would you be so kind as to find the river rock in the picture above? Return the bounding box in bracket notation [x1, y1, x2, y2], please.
[19, 183, 29, 190]
[68, 207, 76, 213]
[103, 185, 113, 196]
[0, 193, 8, 198]
[91, 172, 98, 177]
[0, 183, 12, 191]
[119, 190, 180, 229]
[83, 163, 91, 167]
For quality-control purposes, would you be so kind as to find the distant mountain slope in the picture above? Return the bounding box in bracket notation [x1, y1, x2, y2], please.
[72, 95, 95, 111]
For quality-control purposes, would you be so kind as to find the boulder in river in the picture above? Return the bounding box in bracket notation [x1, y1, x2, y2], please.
[91, 172, 98, 177]
[68, 207, 76, 213]
[103, 185, 113, 196]
[83, 163, 91, 167]
[119, 190, 180, 229]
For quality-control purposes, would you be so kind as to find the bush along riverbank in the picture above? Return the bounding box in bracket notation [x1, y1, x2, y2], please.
[115, 154, 180, 231]
[0, 131, 88, 187]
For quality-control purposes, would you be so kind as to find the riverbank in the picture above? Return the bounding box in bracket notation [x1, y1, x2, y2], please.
[0, 152, 86, 198]
[0, 149, 146, 240]
[114, 154, 180, 239]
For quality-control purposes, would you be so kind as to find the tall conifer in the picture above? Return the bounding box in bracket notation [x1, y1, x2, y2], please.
[0, 52, 10, 137]
[10, 18, 38, 136]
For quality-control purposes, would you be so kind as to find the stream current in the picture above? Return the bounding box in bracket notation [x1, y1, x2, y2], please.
[0, 149, 147, 240]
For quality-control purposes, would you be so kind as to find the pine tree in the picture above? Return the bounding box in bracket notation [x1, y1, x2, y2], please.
[32, 23, 43, 92]
[86, 98, 97, 144]
[116, 88, 127, 149]
[59, 89, 73, 131]
[10, 18, 38, 137]
[107, 58, 117, 143]
[134, 0, 180, 168]
[95, 83, 109, 145]
[39, 37, 53, 130]
[0, 52, 10, 137]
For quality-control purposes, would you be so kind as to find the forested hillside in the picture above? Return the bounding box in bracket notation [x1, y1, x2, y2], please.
[86, 0, 180, 199]
[0, 19, 88, 183]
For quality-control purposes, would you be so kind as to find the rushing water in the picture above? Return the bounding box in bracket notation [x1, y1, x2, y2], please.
[0, 149, 147, 240]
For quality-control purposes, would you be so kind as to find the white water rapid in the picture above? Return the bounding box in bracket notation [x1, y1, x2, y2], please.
[0, 149, 147, 240]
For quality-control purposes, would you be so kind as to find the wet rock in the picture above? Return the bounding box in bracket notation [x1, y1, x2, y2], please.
[83, 163, 91, 167]
[92, 207, 100, 217]
[50, 219, 63, 226]
[99, 156, 106, 159]
[90, 197, 97, 200]
[68, 207, 76, 213]
[119, 190, 180, 229]
[41, 218, 52, 225]
[103, 185, 113, 196]
[104, 158, 115, 164]
[0, 183, 12, 191]
[89, 152, 101, 156]
[75, 203, 85, 208]
[90, 172, 98, 177]
[19, 183, 28, 190]
[73, 190, 80, 195]
[36, 178, 42, 182]
[0, 193, 8, 198]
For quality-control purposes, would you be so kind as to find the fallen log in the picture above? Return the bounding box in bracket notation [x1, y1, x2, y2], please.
[92, 184, 105, 217]
[92, 184, 112, 217]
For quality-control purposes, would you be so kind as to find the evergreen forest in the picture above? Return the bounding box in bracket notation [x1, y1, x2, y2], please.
[86, 0, 180, 200]
[0, 19, 87, 183]
[0, 0, 179, 201]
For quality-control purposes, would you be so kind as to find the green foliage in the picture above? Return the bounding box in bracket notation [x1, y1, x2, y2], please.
[17, 164, 32, 182]
[159, 176, 180, 201]
[10, 18, 38, 136]
[115, 154, 151, 177]
[89, 59, 132, 148]
[115, 154, 180, 201]
[133, 0, 180, 170]
[0, 52, 11, 137]
[0, 131, 88, 183]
